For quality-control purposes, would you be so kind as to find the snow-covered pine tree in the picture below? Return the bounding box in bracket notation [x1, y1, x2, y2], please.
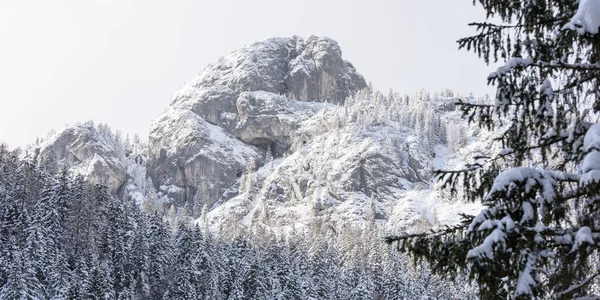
[100, 193, 130, 297]
[170, 221, 200, 299]
[129, 208, 150, 299]
[196, 233, 223, 299]
[349, 266, 375, 300]
[0, 147, 19, 289]
[0, 244, 44, 300]
[87, 261, 116, 300]
[307, 239, 333, 299]
[66, 175, 96, 260]
[381, 250, 409, 300]
[387, 1, 600, 299]
[146, 213, 172, 299]
[24, 171, 60, 298]
[242, 158, 256, 203]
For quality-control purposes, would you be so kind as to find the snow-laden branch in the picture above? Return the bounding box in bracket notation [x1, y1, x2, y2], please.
[563, 0, 600, 35]
[488, 59, 600, 80]
[553, 271, 600, 299]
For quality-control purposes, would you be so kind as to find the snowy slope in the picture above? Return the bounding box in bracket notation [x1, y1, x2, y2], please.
[199, 90, 490, 233]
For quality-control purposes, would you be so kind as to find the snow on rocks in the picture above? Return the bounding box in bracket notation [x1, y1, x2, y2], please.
[147, 36, 367, 207]
[235, 91, 324, 155]
[30, 36, 495, 234]
[37, 124, 127, 195]
[147, 107, 261, 206]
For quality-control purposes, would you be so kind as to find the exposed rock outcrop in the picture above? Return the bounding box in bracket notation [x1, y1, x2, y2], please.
[148, 36, 367, 206]
[148, 108, 260, 206]
[38, 125, 126, 195]
[235, 91, 323, 156]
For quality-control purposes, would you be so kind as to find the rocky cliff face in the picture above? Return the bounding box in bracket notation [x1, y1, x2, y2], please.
[37, 125, 127, 195]
[200, 89, 487, 232]
[145, 36, 490, 231]
[147, 36, 367, 206]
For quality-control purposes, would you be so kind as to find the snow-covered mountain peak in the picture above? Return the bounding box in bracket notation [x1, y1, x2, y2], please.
[169, 36, 366, 125]
[31, 37, 489, 234]
[147, 36, 368, 207]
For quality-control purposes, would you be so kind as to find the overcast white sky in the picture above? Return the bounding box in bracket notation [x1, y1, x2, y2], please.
[0, 0, 494, 148]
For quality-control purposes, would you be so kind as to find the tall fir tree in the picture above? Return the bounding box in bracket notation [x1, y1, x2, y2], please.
[387, 1, 600, 299]
[146, 213, 172, 299]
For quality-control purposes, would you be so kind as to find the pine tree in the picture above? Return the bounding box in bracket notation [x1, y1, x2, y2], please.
[66, 175, 96, 260]
[222, 237, 252, 299]
[48, 252, 71, 300]
[0, 151, 19, 289]
[100, 193, 131, 296]
[382, 250, 408, 300]
[87, 261, 116, 300]
[350, 267, 374, 300]
[67, 256, 92, 300]
[265, 144, 273, 164]
[387, 1, 600, 299]
[48, 169, 73, 300]
[242, 158, 256, 202]
[23, 182, 53, 298]
[0, 245, 44, 300]
[146, 213, 172, 299]
[307, 241, 332, 299]
[130, 208, 150, 299]
[170, 222, 202, 299]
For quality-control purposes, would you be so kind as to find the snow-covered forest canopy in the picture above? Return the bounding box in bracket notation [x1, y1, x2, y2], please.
[0, 148, 478, 299]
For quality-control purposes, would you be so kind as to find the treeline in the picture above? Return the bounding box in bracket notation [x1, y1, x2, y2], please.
[317, 88, 489, 158]
[0, 145, 474, 299]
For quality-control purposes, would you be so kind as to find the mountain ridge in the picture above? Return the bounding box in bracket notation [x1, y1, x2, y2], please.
[30, 35, 490, 233]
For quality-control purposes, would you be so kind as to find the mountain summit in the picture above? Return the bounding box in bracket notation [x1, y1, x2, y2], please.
[147, 36, 367, 207]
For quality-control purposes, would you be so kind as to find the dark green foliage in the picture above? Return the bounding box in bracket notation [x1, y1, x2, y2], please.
[387, 1, 600, 299]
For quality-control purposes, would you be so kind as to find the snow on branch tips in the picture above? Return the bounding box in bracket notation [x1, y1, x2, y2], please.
[466, 228, 506, 261]
[486, 167, 558, 205]
[581, 123, 600, 186]
[563, 0, 600, 35]
[514, 254, 537, 298]
[488, 57, 534, 80]
[571, 226, 595, 253]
